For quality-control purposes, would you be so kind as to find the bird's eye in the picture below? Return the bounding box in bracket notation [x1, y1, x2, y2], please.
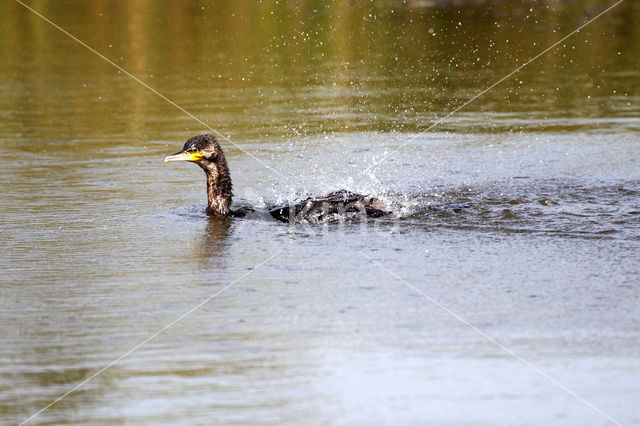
[186, 147, 197, 153]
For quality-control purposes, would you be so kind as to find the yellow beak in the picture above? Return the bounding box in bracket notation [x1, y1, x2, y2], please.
[163, 151, 202, 163]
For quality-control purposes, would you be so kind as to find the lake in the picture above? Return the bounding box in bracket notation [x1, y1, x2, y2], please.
[1, 0, 639, 424]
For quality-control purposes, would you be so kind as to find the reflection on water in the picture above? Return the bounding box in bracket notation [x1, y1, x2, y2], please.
[200, 217, 233, 260]
[2, 0, 639, 143]
[1, 0, 639, 425]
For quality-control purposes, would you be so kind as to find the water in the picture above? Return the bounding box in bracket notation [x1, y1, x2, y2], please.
[1, 1, 639, 424]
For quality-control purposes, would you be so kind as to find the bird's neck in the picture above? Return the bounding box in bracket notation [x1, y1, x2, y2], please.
[204, 158, 233, 216]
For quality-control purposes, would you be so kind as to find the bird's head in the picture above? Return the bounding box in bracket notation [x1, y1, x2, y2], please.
[164, 134, 223, 168]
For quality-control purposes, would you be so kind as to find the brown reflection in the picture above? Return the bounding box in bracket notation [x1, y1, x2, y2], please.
[198, 216, 233, 268]
[1, 363, 97, 422]
[2, 0, 637, 144]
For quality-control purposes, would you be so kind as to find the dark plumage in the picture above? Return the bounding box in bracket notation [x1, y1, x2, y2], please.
[268, 189, 390, 222]
[164, 134, 391, 222]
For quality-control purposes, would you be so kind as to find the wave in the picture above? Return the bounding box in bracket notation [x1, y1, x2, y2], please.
[165, 179, 639, 240]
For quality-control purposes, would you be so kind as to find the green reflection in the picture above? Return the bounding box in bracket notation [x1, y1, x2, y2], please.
[1, 0, 638, 149]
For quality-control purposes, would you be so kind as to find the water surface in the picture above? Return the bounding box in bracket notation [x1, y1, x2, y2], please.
[1, 1, 639, 425]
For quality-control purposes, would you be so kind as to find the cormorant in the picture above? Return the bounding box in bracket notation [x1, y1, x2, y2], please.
[164, 134, 391, 222]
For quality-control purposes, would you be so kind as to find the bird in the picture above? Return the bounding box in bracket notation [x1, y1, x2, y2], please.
[164, 134, 391, 222]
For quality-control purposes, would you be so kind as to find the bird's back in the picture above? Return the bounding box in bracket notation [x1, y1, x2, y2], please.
[269, 190, 390, 223]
